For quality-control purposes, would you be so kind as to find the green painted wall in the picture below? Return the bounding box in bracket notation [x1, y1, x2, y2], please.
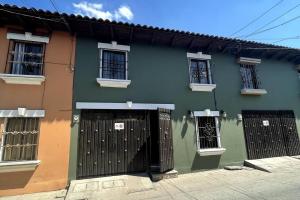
[69, 37, 300, 180]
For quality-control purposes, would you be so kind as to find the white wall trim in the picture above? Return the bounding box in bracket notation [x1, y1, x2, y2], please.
[189, 83, 216, 92]
[7, 32, 49, 43]
[197, 148, 226, 156]
[241, 88, 267, 95]
[96, 78, 131, 88]
[0, 160, 41, 173]
[237, 57, 261, 65]
[0, 109, 45, 118]
[76, 102, 175, 110]
[98, 41, 130, 51]
[0, 73, 45, 85]
[187, 52, 211, 60]
[193, 110, 220, 117]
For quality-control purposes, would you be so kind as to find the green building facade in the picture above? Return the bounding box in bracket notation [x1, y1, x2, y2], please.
[68, 35, 300, 181]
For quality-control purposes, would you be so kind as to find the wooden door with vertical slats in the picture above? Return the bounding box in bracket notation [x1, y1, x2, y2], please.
[77, 110, 150, 179]
[158, 108, 174, 173]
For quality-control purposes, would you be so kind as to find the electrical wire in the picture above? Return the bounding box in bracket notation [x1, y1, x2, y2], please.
[0, 7, 62, 22]
[240, 14, 300, 38]
[230, 0, 284, 37]
[48, 0, 72, 32]
[273, 36, 300, 44]
[242, 3, 300, 38]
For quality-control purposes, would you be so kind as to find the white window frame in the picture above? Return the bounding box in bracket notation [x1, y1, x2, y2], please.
[7, 32, 49, 43]
[0, 113, 42, 172]
[97, 41, 131, 88]
[193, 110, 226, 156]
[0, 33, 47, 85]
[187, 52, 216, 92]
[238, 57, 267, 95]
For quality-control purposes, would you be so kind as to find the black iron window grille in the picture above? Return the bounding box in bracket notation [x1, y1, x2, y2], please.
[240, 64, 261, 89]
[6, 41, 45, 76]
[1, 118, 40, 161]
[189, 59, 212, 84]
[100, 50, 127, 80]
[197, 117, 219, 149]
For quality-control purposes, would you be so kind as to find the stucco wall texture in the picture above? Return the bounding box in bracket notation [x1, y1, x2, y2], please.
[0, 28, 74, 196]
[69, 38, 300, 179]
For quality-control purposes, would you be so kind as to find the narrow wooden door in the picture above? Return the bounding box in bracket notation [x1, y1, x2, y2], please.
[279, 111, 300, 156]
[158, 108, 174, 172]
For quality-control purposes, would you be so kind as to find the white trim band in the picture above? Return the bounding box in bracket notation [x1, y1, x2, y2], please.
[76, 102, 175, 110]
[197, 148, 226, 156]
[193, 110, 219, 117]
[98, 41, 130, 51]
[187, 52, 211, 60]
[0, 109, 45, 118]
[0, 73, 45, 85]
[96, 78, 131, 88]
[7, 32, 49, 43]
[0, 160, 41, 173]
[189, 83, 216, 92]
[241, 88, 267, 95]
[237, 57, 261, 65]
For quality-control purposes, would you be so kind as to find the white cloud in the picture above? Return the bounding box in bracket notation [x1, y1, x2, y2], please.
[117, 6, 133, 20]
[72, 1, 134, 21]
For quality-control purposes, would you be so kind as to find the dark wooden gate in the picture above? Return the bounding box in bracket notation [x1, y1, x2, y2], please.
[242, 110, 300, 160]
[77, 110, 150, 179]
[279, 111, 300, 156]
[158, 108, 174, 172]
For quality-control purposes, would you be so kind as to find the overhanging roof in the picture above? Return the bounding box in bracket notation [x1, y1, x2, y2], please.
[0, 4, 300, 64]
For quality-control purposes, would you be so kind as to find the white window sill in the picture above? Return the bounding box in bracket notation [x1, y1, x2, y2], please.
[189, 83, 216, 92]
[241, 88, 267, 95]
[96, 78, 131, 88]
[0, 73, 45, 85]
[0, 160, 41, 173]
[197, 148, 226, 156]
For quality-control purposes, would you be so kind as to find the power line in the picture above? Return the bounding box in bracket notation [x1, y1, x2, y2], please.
[0, 7, 62, 22]
[240, 14, 300, 38]
[230, 0, 284, 37]
[243, 3, 300, 38]
[48, 0, 72, 32]
[273, 36, 300, 44]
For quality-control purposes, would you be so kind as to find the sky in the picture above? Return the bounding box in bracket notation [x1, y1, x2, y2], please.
[1, 0, 300, 48]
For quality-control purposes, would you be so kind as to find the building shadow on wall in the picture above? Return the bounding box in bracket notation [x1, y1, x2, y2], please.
[0, 170, 35, 190]
[191, 153, 221, 171]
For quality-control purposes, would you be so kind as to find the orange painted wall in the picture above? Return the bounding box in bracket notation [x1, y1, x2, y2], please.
[0, 27, 75, 196]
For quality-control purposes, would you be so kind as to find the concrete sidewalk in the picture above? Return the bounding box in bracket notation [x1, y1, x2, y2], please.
[2, 157, 300, 200]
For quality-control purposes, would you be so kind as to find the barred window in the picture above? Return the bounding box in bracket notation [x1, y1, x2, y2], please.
[101, 50, 127, 80]
[240, 64, 261, 89]
[7, 41, 45, 76]
[189, 59, 211, 84]
[1, 118, 40, 161]
[197, 117, 220, 149]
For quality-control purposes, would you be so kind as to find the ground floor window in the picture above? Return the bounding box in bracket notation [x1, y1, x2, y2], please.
[0, 118, 40, 161]
[196, 116, 221, 149]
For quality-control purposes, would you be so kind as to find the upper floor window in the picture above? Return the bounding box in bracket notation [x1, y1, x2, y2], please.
[0, 32, 49, 85]
[101, 50, 126, 80]
[190, 59, 210, 84]
[8, 41, 45, 76]
[240, 64, 260, 89]
[187, 52, 216, 92]
[97, 41, 131, 88]
[237, 57, 267, 95]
